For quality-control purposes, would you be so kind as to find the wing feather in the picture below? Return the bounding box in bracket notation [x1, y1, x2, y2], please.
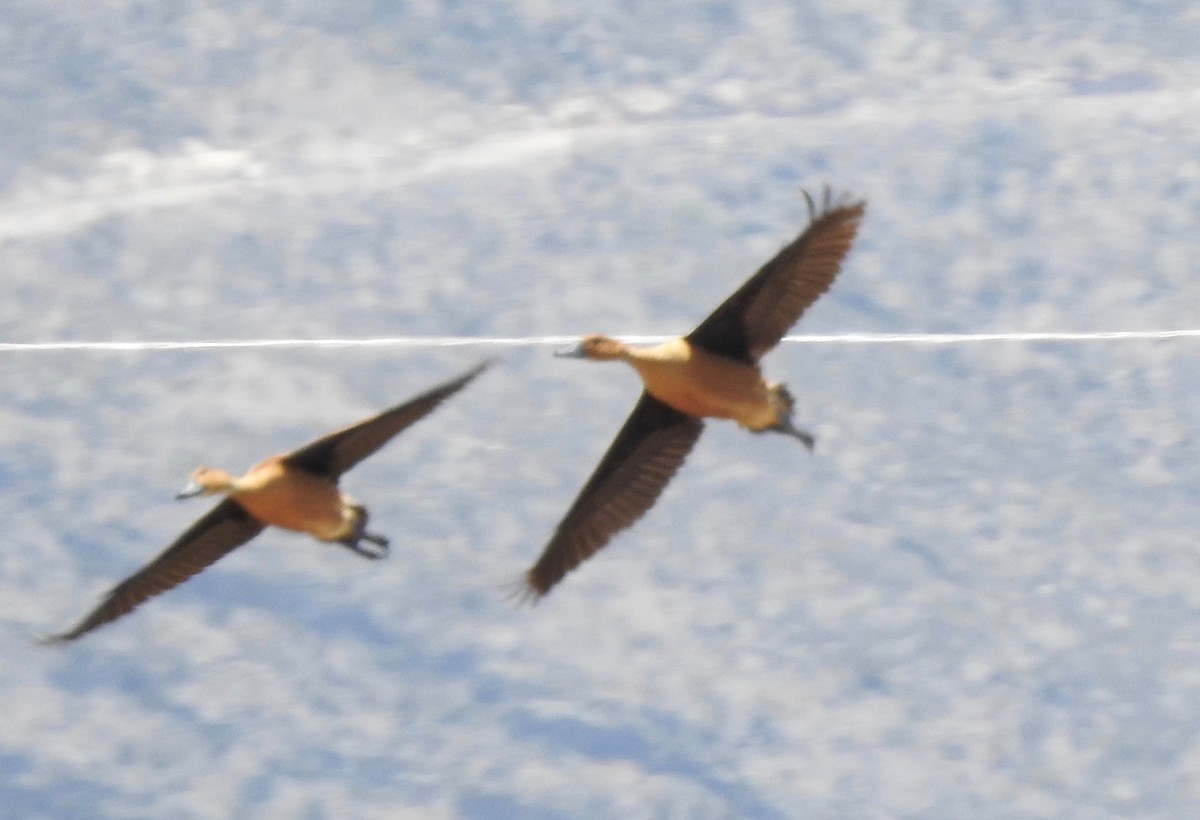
[284, 360, 491, 479]
[41, 500, 265, 643]
[524, 394, 703, 598]
[687, 190, 865, 362]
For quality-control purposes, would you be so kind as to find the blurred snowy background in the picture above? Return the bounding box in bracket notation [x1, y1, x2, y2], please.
[2, 2, 1199, 817]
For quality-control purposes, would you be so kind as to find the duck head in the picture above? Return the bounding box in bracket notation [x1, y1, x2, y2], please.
[555, 334, 629, 361]
[176, 466, 236, 500]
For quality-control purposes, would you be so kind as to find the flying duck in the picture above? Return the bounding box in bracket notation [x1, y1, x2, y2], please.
[523, 189, 865, 599]
[42, 361, 490, 642]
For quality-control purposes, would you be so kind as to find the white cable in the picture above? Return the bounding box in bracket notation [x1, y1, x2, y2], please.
[2, 329, 1199, 352]
[787, 329, 1200, 343]
[0, 337, 578, 352]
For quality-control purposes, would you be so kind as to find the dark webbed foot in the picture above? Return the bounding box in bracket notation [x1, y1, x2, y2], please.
[361, 532, 389, 547]
[338, 534, 389, 560]
[789, 427, 816, 451]
[777, 424, 815, 450]
[761, 419, 815, 450]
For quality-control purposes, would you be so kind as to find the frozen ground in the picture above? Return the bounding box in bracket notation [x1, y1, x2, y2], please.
[1, 2, 1199, 817]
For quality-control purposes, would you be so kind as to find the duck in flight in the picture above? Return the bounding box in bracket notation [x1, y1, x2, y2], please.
[523, 189, 865, 599]
[41, 361, 491, 643]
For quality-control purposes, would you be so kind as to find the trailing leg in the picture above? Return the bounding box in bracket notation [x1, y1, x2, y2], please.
[337, 538, 389, 559]
[336, 504, 390, 559]
[764, 383, 815, 450]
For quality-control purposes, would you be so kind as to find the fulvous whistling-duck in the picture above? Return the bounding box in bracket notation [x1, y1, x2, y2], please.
[523, 189, 865, 599]
[41, 361, 491, 642]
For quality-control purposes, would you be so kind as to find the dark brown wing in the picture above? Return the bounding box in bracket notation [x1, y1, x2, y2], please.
[284, 360, 491, 479]
[40, 499, 265, 643]
[524, 393, 704, 599]
[686, 189, 865, 363]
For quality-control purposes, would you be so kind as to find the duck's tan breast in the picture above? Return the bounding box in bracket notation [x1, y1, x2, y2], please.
[231, 458, 351, 540]
[630, 340, 776, 427]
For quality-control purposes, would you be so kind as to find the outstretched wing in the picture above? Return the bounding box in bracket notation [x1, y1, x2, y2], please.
[686, 189, 865, 363]
[524, 393, 704, 599]
[41, 500, 265, 643]
[284, 360, 491, 479]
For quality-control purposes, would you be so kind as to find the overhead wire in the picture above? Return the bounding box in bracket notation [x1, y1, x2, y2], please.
[1, 329, 1199, 353]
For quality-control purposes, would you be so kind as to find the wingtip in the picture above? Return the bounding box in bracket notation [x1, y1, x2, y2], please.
[33, 630, 71, 646]
[470, 357, 498, 376]
[502, 574, 544, 608]
[452, 358, 498, 389]
[802, 188, 816, 219]
[802, 185, 867, 221]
